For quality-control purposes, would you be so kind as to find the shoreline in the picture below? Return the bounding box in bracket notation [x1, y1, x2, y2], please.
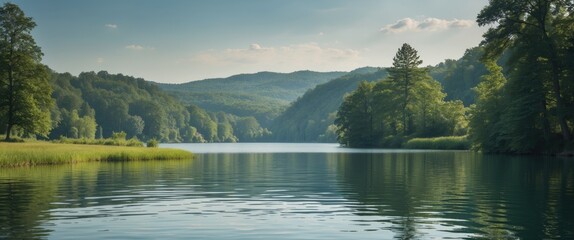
[0, 142, 193, 168]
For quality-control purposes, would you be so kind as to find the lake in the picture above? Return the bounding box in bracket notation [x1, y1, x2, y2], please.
[1, 143, 573, 239]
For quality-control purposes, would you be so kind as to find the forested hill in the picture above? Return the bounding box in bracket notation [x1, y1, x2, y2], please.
[159, 70, 347, 101]
[156, 70, 347, 125]
[268, 49, 496, 143]
[49, 71, 270, 143]
[270, 68, 386, 142]
[430, 47, 509, 106]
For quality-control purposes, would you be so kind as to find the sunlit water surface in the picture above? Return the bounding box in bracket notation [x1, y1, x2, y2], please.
[1, 143, 573, 239]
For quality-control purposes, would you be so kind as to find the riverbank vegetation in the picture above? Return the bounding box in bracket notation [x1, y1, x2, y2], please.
[403, 136, 470, 150]
[335, 44, 467, 148]
[0, 2, 271, 144]
[0, 142, 192, 167]
[53, 131, 144, 147]
[335, 1, 574, 154]
[468, 0, 574, 154]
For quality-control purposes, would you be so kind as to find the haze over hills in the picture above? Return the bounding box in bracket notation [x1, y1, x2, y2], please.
[270, 48, 490, 143]
[159, 70, 348, 101]
[149, 50, 491, 143]
[156, 70, 349, 124]
[44, 48, 490, 145]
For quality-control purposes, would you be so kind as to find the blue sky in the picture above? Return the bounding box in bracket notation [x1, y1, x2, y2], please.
[7, 0, 489, 83]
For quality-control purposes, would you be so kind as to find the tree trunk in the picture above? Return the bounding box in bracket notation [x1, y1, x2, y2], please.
[402, 71, 410, 135]
[540, 25, 572, 141]
[5, 124, 12, 141]
[5, 62, 14, 141]
[540, 97, 552, 145]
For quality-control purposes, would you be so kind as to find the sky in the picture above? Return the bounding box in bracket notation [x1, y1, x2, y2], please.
[6, 0, 490, 83]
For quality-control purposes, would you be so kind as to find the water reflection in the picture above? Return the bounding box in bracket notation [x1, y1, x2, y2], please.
[335, 152, 574, 239]
[0, 150, 572, 239]
[0, 180, 53, 239]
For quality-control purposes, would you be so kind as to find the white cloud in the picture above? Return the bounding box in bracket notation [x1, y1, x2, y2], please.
[191, 43, 363, 73]
[96, 57, 104, 64]
[105, 24, 118, 29]
[381, 18, 475, 33]
[125, 44, 155, 51]
[249, 43, 263, 50]
[126, 44, 144, 51]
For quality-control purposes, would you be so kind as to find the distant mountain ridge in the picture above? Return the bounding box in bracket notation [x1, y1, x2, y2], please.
[156, 70, 351, 124]
[158, 70, 349, 101]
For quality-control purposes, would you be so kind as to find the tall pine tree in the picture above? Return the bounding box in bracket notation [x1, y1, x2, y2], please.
[386, 43, 426, 135]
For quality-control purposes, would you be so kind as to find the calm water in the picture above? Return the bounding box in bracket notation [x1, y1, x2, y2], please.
[1, 144, 573, 239]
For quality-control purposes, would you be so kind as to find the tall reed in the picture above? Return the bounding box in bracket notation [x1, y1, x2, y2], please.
[0, 142, 192, 167]
[403, 136, 470, 150]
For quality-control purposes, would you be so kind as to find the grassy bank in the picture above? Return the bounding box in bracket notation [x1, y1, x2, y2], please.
[403, 136, 470, 150]
[53, 136, 144, 147]
[0, 142, 192, 167]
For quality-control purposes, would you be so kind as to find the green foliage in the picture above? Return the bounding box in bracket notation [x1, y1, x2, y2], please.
[159, 71, 347, 125]
[335, 81, 378, 147]
[0, 135, 24, 143]
[469, 61, 506, 152]
[469, 0, 574, 153]
[172, 92, 287, 126]
[232, 116, 271, 142]
[429, 47, 512, 106]
[112, 131, 127, 140]
[186, 104, 218, 142]
[214, 112, 238, 143]
[434, 48, 488, 105]
[271, 68, 385, 142]
[386, 43, 432, 135]
[335, 44, 468, 148]
[147, 139, 159, 148]
[0, 142, 191, 167]
[0, 3, 53, 140]
[48, 71, 252, 143]
[55, 134, 144, 147]
[404, 136, 470, 150]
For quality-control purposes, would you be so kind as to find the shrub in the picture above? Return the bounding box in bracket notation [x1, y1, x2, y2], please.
[404, 136, 470, 150]
[112, 131, 127, 140]
[1, 137, 25, 143]
[54, 135, 144, 147]
[147, 139, 159, 148]
[126, 137, 144, 147]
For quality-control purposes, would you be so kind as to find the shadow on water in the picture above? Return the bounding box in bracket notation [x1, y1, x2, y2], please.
[0, 179, 53, 239]
[333, 152, 574, 239]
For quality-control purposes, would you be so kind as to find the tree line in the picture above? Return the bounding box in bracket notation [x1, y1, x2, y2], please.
[335, 44, 467, 148]
[3, 1, 573, 154]
[0, 3, 271, 143]
[44, 70, 271, 143]
[336, 0, 574, 153]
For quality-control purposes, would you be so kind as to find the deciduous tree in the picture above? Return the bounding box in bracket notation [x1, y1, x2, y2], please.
[0, 3, 53, 140]
[477, 0, 574, 141]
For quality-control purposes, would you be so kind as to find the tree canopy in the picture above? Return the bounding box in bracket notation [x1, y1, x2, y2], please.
[0, 3, 53, 140]
[470, 0, 574, 153]
[335, 44, 467, 148]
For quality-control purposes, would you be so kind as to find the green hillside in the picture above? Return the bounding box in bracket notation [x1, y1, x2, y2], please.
[46, 71, 270, 143]
[270, 68, 387, 142]
[157, 70, 347, 124]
